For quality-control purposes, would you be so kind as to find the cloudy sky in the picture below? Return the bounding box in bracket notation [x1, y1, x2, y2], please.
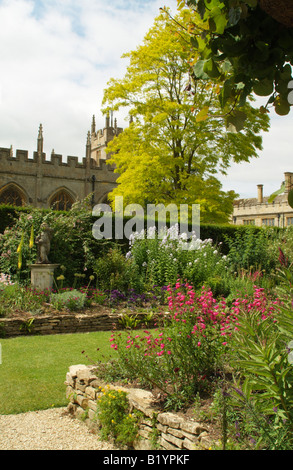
[0, 0, 292, 199]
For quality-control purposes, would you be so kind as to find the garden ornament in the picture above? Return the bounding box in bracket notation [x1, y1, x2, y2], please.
[35, 223, 53, 264]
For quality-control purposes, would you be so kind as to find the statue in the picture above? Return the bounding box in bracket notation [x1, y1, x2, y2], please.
[35, 223, 53, 264]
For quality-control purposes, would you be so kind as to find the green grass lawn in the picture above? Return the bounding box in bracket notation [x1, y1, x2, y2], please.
[0, 331, 114, 415]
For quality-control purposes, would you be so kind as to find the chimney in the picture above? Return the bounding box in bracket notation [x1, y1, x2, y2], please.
[284, 172, 293, 193]
[257, 184, 263, 203]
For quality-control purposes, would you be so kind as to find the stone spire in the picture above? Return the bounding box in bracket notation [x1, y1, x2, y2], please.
[105, 112, 110, 128]
[86, 130, 91, 160]
[37, 124, 43, 155]
[91, 115, 96, 135]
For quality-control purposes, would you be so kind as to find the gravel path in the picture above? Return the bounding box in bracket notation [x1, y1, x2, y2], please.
[0, 407, 115, 450]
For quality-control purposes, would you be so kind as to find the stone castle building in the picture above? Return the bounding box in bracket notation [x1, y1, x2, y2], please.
[0, 113, 123, 211]
[232, 172, 293, 227]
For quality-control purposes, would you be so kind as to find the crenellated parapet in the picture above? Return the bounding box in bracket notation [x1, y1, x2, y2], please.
[0, 148, 116, 172]
[0, 116, 121, 210]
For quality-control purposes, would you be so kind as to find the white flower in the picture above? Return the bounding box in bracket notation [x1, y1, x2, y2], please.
[147, 226, 157, 239]
[180, 232, 188, 240]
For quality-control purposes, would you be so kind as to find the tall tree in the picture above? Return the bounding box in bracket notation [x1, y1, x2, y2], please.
[102, 9, 269, 224]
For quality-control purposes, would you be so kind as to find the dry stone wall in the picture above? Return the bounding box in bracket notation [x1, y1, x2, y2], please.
[0, 312, 122, 338]
[65, 364, 213, 451]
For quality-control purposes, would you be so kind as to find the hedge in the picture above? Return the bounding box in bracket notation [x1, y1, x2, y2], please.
[0, 203, 281, 258]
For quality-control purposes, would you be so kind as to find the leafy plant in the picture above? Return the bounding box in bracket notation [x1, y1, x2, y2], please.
[177, 1, 293, 118]
[94, 246, 143, 293]
[0, 283, 49, 317]
[118, 314, 142, 330]
[224, 227, 278, 273]
[0, 198, 101, 285]
[96, 386, 140, 447]
[227, 261, 293, 449]
[50, 289, 86, 311]
[20, 318, 35, 334]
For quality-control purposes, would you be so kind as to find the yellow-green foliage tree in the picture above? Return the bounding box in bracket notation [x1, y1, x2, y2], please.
[102, 10, 269, 224]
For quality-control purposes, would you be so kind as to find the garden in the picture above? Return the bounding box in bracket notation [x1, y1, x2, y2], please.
[0, 201, 293, 450]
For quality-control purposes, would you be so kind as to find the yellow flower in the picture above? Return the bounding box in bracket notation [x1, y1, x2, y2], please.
[18, 255, 22, 270]
[17, 232, 24, 253]
[29, 225, 34, 249]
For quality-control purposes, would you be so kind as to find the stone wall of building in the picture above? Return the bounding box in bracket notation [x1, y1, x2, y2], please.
[232, 172, 293, 227]
[0, 115, 121, 210]
[65, 364, 213, 450]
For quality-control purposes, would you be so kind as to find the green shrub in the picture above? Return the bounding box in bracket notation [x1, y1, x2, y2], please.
[50, 289, 86, 311]
[224, 227, 278, 273]
[94, 246, 143, 293]
[0, 199, 102, 285]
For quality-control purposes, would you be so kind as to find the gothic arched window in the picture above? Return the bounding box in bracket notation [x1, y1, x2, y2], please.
[0, 186, 25, 206]
[50, 190, 74, 211]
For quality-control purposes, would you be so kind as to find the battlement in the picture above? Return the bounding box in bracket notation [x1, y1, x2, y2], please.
[0, 147, 115, 172]
[0, 117, 120, 209]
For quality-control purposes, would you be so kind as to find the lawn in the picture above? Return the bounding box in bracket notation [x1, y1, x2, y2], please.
[0, 331, 114, 415]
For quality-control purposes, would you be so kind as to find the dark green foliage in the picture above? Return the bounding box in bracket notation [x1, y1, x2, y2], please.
[0, 203, 282, 289]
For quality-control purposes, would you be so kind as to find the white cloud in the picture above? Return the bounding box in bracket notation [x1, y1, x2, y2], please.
[220, 112, 293, 198]
[0, 0, 177, 158]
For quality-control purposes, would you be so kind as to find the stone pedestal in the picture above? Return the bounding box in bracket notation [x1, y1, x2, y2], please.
[30, 264, 59, 291]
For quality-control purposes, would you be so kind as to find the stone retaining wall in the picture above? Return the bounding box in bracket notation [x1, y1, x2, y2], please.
[65, 365, 213, 451]
[0, 312, 122, 338]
